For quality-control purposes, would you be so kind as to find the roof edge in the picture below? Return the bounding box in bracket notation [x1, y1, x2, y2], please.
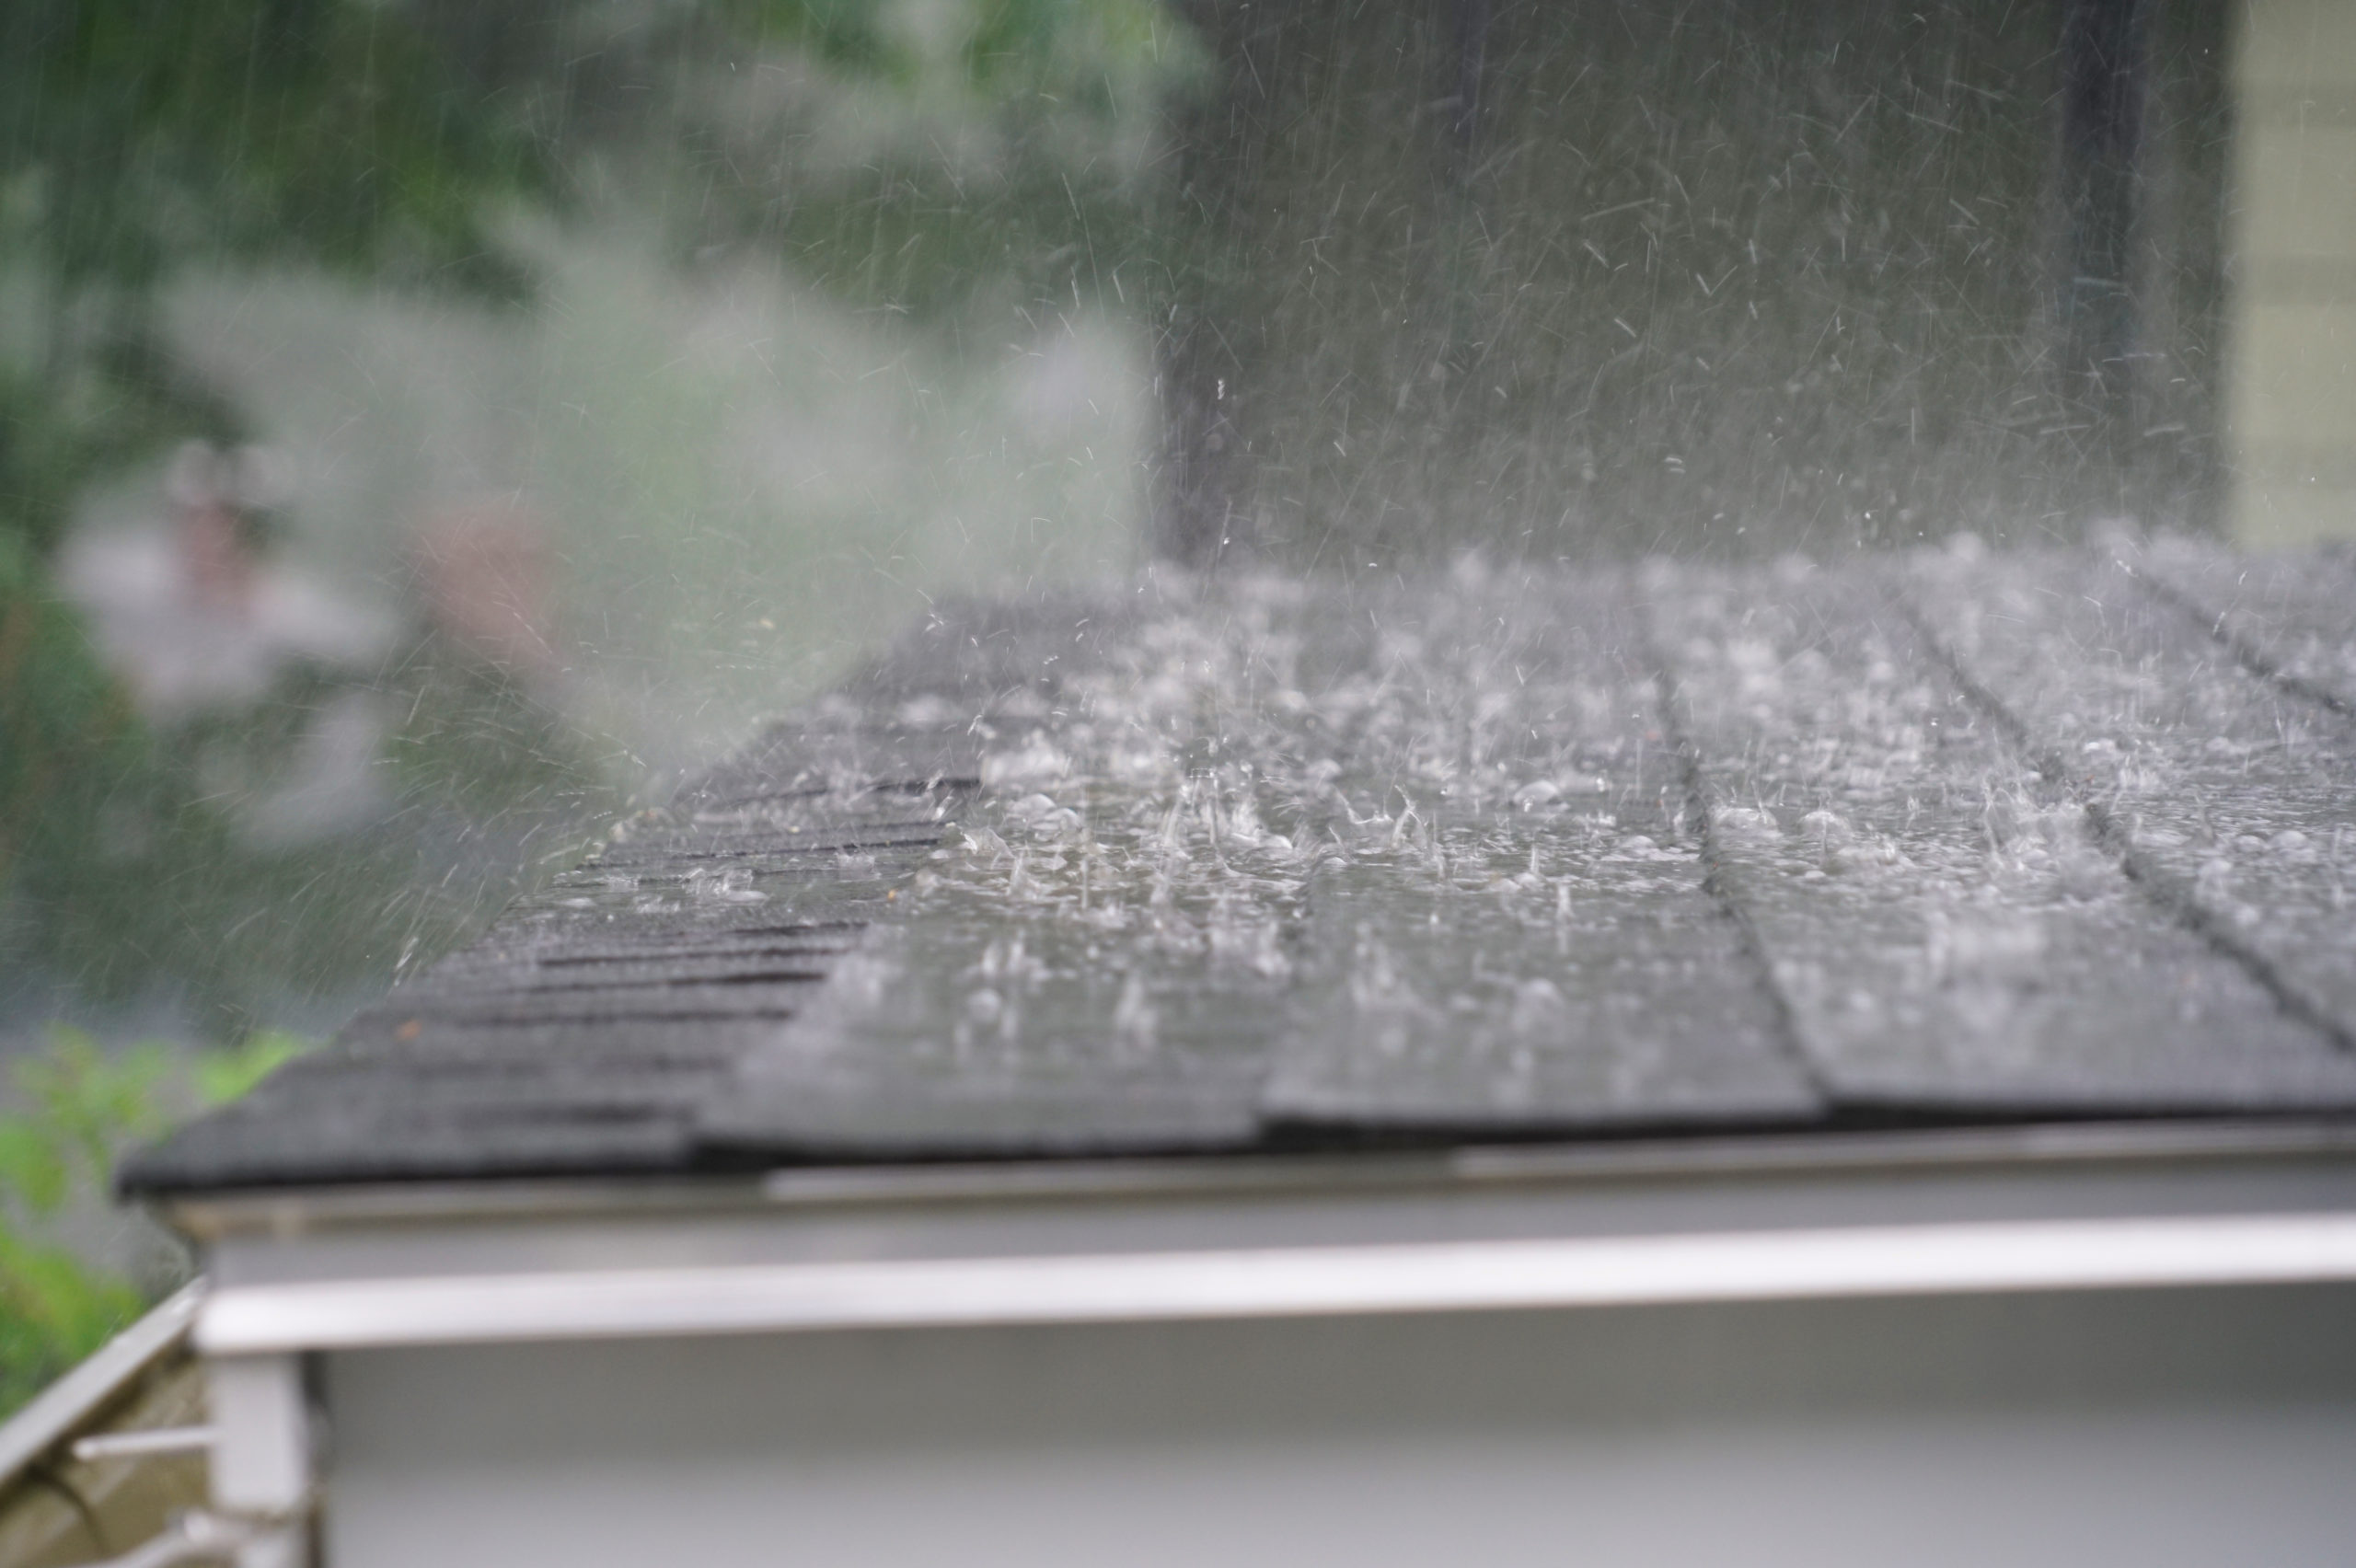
[154, 1117, 2356, 1239]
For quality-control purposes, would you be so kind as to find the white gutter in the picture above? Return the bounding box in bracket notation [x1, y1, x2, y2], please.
[198, 1210, 2356, 1355]
[0, 1284, 202, 1494]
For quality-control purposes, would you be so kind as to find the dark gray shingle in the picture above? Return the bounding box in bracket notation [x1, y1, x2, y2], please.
[1657, 560, 2356, 1111]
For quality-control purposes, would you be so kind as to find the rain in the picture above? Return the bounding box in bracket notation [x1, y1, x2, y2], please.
[3, 0, 2354, 1435]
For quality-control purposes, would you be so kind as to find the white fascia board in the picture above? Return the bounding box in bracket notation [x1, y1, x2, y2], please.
[197, 1210, 2356, 1355]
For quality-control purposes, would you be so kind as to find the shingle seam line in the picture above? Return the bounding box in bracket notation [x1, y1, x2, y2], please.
[1891, 572, 2356, 1060]
[2122, 553, 2355, 720]
[1635, 589, 1833, 1105]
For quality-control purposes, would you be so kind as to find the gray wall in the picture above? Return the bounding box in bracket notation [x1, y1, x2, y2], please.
[1158, 0, 2235, 565]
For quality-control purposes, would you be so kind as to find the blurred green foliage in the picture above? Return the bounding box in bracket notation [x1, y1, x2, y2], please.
[0, 1027, 306, 1416]
[0, 0, 558, 1028]
[407, 0, 1203, 323]
[0, 0, 541, 304]
[2, 0, 1200, 1032]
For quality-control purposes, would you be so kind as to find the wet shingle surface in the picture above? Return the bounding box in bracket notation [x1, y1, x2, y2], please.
[123, 544, 2356, 1193]
[1656, 563, 2356, 1111]
[1260, 577, 1814, 1132]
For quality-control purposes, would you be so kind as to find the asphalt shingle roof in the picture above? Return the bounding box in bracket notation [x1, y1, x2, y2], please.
[121, 537, 2356, 1193]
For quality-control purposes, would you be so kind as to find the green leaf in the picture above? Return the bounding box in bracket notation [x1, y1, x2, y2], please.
[0, 1025, 315, 1414]
[0, 1121, 72, 1219]
[195, 1031, 306, 1104]
[0, 1217, 143, 1392]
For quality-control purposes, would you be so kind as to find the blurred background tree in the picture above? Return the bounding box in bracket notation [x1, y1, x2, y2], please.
[0, 0, 1203, 1407]
[1, 0, 1198, 1039]
[1, 0, 551, 1027]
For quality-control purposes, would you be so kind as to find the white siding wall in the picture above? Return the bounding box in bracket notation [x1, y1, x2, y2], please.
[2231, 0, 2356, 544]
[320, 1286, 2356, 1568]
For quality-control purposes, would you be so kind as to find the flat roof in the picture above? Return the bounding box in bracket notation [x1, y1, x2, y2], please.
[121, 533, 2356, 1196]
